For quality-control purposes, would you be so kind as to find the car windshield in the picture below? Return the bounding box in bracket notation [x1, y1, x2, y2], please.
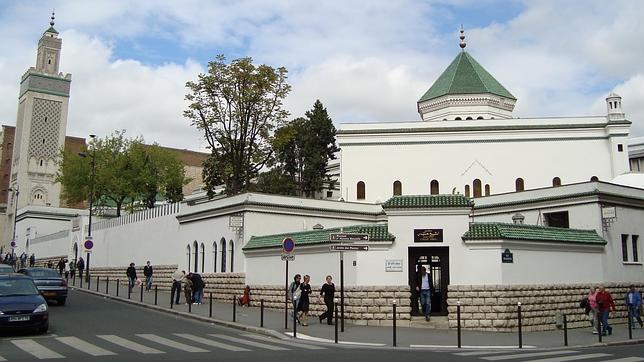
[26, 269, 60, 278]
[0, 265, 14, 273]
[0, 279, 40, 296]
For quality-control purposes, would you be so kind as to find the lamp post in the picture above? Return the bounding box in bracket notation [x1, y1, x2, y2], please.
[7, 186, 19, 267]
[78, 134, 96, 281]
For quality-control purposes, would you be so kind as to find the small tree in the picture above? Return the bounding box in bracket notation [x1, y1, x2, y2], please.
[185, 55, 291, 197]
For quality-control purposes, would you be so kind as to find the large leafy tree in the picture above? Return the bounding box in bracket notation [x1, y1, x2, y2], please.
[185, 55, 291, 197]
[56, 131, 189, 217]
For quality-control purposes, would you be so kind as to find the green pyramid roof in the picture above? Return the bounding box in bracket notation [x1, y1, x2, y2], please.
[383, 195, 473, 209]
[45, 26, 59, 34]
[419, 51, 515, 103]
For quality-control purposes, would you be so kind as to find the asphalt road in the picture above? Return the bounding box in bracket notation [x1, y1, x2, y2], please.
[0, 288, 642, 361]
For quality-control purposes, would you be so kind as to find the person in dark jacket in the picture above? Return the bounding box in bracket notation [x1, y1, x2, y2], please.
[625, 285, 643, 328]
[77, 257, 85, 278]
[318, 275, 335, 325]
[126, 263, 137, 292]
[596, 285, 616, 336]
[298, 275, 312, 326]
[143, 261, 153, 291]
[57, 258, 66, 276]
[191, 273, 205, 304]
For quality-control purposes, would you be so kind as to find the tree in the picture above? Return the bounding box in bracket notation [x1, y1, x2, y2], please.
[184, 55, 291, 198]
[56, 131, 189, 217]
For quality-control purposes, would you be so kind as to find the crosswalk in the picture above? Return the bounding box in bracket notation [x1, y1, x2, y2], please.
[0, 332, 321, 360]
[451, 349, 644, 362]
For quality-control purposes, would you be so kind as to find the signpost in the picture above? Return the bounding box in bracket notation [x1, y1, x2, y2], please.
[328, 233, 370, 333]
[282, 237, 295, 330]
[280, 254, 295, 261]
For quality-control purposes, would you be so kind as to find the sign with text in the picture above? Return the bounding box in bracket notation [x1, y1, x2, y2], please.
[329, 244, 369, 251]
[280, 254, 295, 261]
[329, 233, 369, 242]
[414, 229, 443, 242]
[501, 249, 513, 263]
[385, 259, 403, 272]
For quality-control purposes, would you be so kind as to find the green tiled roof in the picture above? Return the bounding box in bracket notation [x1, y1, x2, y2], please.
[45, 26, 59, 34]
[383, 195, 473, 209]
[244, 224, 395, 250]
[462, 223, 606, 245]
[419, 51, 515, 103]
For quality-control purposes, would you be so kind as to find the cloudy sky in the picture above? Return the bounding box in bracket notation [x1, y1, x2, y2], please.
[0, 0, 642, 151]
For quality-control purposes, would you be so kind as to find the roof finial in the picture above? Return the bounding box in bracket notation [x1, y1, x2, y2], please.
[459, 25, 466, 50]
[50, 9, 55, 27]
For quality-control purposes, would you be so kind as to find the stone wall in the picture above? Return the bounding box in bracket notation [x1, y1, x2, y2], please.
[447, 282, 644, 331]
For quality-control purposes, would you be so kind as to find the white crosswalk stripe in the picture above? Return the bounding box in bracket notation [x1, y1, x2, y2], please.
[0, 354, 6, 361]
[97, 334, 164, 354]
[482, 350, 578, 360]
[174, 333, 251, 352]
[455, 351, 512, 356]
[526, 353, 612, 362]
[603, 358, 644, 362]
[11, 339, 64, 359]
[55, 336, 116, 356]
[241, 333, 326, 350]
[208, 334, 290, 351]
[136, 334, 209, 353]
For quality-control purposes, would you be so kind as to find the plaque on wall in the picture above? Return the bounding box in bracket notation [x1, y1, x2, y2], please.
[414, 229, 443, 242]
[502, 249, 514, 263]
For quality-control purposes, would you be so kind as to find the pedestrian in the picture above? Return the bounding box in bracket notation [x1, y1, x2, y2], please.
[63, 259, 70, 279]
[625, 285, 643, 328]
[47, 260, 53, 269]
[191, 272, 205, 304]
[19, 252, 27, 269]
[29, 253, 35, 267]
[183, 273, 194, 305]
[57, 258, 65, 276]
[238, 285, 251, 307]
[171, 269, 184, 305]
[587, 287, 599, 333]
[143, 261, 153, 292]
[70, 258, 76, 279]
[416, 266, 433, 321]
[298, 275, 312, 326]
[77, 257, 85, 277]
[318, 275, 335, 325]
[289, 274, 302, 323]
[126, 262, 137, 293]
[596, 285, 616, 336]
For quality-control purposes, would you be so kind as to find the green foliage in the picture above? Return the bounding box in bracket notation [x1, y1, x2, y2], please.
[184, 55, 291, 198]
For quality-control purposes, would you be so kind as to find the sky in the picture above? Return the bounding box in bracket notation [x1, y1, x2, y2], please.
[0, 0, 643, 152]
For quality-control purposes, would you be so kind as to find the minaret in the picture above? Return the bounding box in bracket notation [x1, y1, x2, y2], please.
[9, 11, 72, 213]
[606, 92, 625, 122]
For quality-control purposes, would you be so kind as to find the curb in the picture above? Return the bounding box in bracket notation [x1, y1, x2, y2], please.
[70, 286, 287, 341]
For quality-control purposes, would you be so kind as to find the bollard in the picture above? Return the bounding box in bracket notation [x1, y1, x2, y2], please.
[628, 308, 633, 340]
[189, 301, 192, 313]
[140, 284, 144, 302]
[233, 295, 237, 322]
[518, 302, 523, 349]
[96, 276, 100, 292]
[116, 279, 119, 297]
[80, 274, 83, 289]
[154, 285, 158, 306]
[457, 300, 462, 348]
[261, 299, 265, 328]
[392, 299, 397, 347]
[73, 272, 76, 286]
[170, 292, 174, 309]
[209, 293, 213, 318]
[563, 314, 568, 346]
[106, 277, 109, 294]
[597, 312, 602, 343]
[128, 282, 131, 299]
[334, 299, 339, 344]
[88, 274, 91, 290]
[293, 296, 297, 338]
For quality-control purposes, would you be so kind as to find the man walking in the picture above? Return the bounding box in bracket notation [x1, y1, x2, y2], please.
[143, 261, 153, 292]
[171, 269, 184, 305]
[625, 285, 643, 328]
[191, 272, 205, 304]
[416, 266, 433, 321]
[29, 253, 35, 267]
[596, 285, 616, 336]
[77, 257, 85, 279]
[126, 262, 137, 293]
[318, 275, 335, 325]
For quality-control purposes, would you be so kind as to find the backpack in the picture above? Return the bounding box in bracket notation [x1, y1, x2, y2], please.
[579, 297, 588, 309]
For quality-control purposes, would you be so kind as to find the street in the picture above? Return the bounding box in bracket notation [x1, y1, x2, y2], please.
[0, 289, 642, 361]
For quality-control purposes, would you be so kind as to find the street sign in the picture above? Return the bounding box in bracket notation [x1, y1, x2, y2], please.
[282, 237, 295, 253]
[84, 238, 94, 251]
[329, 233, 369, 242]
[280, 254, 295, 261]
[330, 244, 369, 251]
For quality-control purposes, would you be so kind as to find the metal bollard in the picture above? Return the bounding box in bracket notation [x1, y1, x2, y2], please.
[73, 272, 76, 286]
[189, 301, 192, 313]
[116, 279, 119, 297]
[392, 299, 397, 347]
[88, 274, 91, 290]
[628, 308, 633, 340]
[170, 292, 174, 309]
[233, 295, 237, 322]
[563, 314, 568, 346]
[140, 284, 144, 302]
[457, 300, 462, 348]
[293, 296, 297, 338]
[518, 302, 523, 349]
[128, 282, 131, 299]
[106, 277, 109, 294]
[334, 299, 339, 344]
[209, 293, 213, 318]
[261, 299, 265, 327]
[80, 274, 83, 289]
[96, 276, 100, 292]
[597, 312, 602, 343]
[154, 285, 158, 305]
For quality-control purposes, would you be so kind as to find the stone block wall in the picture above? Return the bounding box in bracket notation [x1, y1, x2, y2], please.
[447, 282, 644, 332]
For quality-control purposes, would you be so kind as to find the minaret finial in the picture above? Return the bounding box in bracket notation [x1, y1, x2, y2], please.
[50, 9, 55, 27]
[459, 25, 466, 50]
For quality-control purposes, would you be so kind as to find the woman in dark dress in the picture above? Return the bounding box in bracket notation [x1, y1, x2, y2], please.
[297, 275, 312, 326]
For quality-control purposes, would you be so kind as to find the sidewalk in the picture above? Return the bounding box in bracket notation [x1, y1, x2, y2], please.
[69, 277, 644, 349]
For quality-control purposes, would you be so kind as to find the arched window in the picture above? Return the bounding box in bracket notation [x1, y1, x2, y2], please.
[220, 238, 227, 272]
[465, 117, 473, 120]
[200, 243, 205, 273]
[473, 179, 482, 198]
[485, 184, 490, 196]
[430, 180, 439, 195]
[229, 240, 235, 273]
[590, 176, 599, 182]
[393, 180, 402, 196]
[193, 241, 198, 272]
[455, 117, 462, 120]
[465, 185, 470, 197]
[186, 244, 191, 272]
[515, 178, 525, 192]
[552, 177, 561, 187]
[212, 241, 218, 272]
[476, 116, 484, 120]
[357, 181, 366, 200]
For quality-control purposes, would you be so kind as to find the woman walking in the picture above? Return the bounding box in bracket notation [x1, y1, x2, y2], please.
[297, 275, 312, 326]
[588, 287, 599, 334]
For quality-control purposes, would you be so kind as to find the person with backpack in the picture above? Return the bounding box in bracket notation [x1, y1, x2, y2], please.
[143, 261, 153, 292]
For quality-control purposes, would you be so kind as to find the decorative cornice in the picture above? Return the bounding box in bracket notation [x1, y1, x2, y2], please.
[339, 136, 610, 147]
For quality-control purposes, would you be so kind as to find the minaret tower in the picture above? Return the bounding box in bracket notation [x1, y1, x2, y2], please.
[9, 11, 72, 213]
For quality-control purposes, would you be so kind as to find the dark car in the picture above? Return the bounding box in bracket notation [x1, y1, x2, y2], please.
[0, 264, 14, 274]
[18, 268, 68, 305]
[0, 274, 49, 334]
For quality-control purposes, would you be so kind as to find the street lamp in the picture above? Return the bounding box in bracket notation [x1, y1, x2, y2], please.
[78, 134, 96, 281]
[7, 186, 19, 268]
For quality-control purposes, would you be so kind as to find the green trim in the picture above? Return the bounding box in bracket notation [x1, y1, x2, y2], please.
[462, 222, 606, 245]
[383, 195, 473, 209]
[19, 88, 70, 99]
[21, 72, 71, 84]
[244, 224, 395, 250]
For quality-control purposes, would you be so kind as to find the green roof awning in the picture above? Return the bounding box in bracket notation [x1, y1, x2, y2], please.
[383, 195, 473, 209]
[244, 224, 395, 250]
[418, 51, 515, 103]
[462, 223, 606, 245]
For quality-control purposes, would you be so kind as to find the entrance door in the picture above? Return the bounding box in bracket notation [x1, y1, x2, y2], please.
[408, 246, 449, 316]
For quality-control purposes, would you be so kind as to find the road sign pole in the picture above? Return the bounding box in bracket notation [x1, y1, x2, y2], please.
[340, 251, 344, 333]
[284, 259, 289, 330]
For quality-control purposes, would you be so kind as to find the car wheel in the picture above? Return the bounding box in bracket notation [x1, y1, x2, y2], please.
[58, 298, 66, 306]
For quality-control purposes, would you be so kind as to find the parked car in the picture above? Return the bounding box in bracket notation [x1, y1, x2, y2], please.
[18, 268, 67, 305]
[0, 274, 49, 334]
[0, 264, 14, 274]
